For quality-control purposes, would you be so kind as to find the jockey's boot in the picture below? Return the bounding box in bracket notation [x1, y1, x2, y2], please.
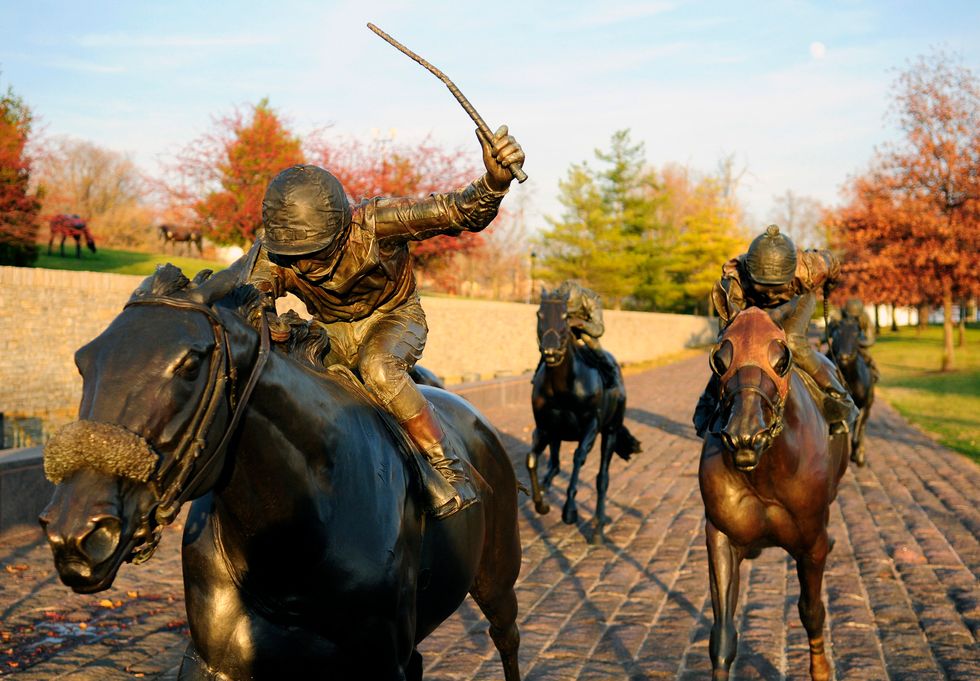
[693, 374, 721, 438]
[401, 406, 479, 519]
[579, 334, 619, 388]
[810, 361, 859, 436]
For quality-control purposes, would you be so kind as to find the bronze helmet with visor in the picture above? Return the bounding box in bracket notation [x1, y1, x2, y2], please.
[262, 165, 352, 257]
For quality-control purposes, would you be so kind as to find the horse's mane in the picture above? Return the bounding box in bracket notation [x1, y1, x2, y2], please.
[129, 263, 331, 372]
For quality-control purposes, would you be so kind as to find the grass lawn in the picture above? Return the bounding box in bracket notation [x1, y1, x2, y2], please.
[34, 247, 227, 277]
[874, 325, 980, 462]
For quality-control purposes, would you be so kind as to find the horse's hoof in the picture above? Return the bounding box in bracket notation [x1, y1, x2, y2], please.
[589, 524, 605, 544]
[562, 506, 578, 525]
[535, 501, 551, 515]
[810, 653, 831, 681]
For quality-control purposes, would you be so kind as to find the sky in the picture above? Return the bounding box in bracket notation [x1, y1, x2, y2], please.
[2, 0, 979, 230]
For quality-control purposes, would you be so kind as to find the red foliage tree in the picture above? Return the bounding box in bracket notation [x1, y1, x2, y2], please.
[170, 99, 304, 246]
[831, 51, 980, 369]
[307, 135, 485, 285]
[0, 84, 41, 266]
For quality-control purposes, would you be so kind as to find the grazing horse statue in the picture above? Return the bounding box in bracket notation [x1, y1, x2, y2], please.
[828, 316, 875, 466]
[48, 214, 96, 258]
[39, 261, 522, 681]
[699, 307, 849, 681]
[159, 224, 204, 256]
[525, 287, 639, 544]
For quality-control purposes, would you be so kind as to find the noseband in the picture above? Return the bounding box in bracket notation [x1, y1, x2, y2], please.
[717, 374, 787, 444]
[119, 296, 270, 563]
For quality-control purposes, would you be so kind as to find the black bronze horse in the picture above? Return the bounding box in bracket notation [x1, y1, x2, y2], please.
[699, 308, 849, 681]
[48, 214, 96, 258]
[525, 287, 639, 543]
[39, 261, 522, 680]
[828, 317, 875, 466]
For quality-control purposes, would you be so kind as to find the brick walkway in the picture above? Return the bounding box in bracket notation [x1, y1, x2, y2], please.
[1, 356, 978, 680]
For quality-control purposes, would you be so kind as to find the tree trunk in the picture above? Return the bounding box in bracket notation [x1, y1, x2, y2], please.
[874, 304, 881, 334]
[958, 297, 966, 347]
[891, 302, 899, 332]
[941, 284, 954, 371]
[918, 304, 930, 335]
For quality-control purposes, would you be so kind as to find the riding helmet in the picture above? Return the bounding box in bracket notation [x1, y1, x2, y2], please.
[744, 225, 797, 286]
[262, 165, 352, 256]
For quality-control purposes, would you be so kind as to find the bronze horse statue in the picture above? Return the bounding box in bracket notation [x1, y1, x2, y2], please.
[39, 261, 522, 680]
[525, 287, 639, 544]
[48, 214, 96, 258]
[828, 317, 875, 466]
[159, 224, 204, 256]
[699, 307, 849, 681]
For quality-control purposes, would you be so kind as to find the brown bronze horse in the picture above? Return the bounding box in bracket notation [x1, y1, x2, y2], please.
[48, 214, 96, 258]
[699, 308, 849, 681]
[159, 224, 203, 256]
[39, 261, 522, 681]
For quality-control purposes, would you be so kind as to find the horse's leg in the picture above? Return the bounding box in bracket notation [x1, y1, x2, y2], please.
[471, 584, 521, 681]
[542, 438, 561, 490]
[406, 649, 423, 681]
[706, 520, 742, 681]
[851, 405, 869, 467]
[47, 233, 54, 255]
[562, 417, 598, 525]
[74, 235, 81, 258]
[60, 234, 66, 257]
[590, 430, 615, 544]
[526, 428, 551, 514]
[796, 534, 832, 681]
[177, 641, 212, 680]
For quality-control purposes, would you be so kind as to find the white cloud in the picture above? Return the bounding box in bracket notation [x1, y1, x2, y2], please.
[74, 32, 278, 49]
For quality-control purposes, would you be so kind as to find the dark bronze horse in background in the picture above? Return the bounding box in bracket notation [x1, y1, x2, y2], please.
[159, 224, 204, 256]
[39, 261, 522, 680]
[48, 214, 96, 258]
[525, 287, 639, 544]
[699, 308, 849, 681]
[828, 317, 875, 466]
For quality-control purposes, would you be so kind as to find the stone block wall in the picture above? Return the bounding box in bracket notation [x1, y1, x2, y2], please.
[1, 266, 715, 436]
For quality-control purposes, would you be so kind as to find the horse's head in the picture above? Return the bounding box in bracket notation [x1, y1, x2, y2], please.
[831, 318, 861, 367]
[537, 287, 570, 365]
[710, 307, 792, 472]
[39, 260, 269, 593]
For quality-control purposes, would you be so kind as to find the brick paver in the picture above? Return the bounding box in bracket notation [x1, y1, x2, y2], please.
[1, 356, 978, 679]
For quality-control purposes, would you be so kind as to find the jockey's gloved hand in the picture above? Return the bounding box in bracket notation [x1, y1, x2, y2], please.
[478, 125, 524, 192]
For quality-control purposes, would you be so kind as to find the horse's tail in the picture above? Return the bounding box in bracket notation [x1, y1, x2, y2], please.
[614, 424, 641, 461]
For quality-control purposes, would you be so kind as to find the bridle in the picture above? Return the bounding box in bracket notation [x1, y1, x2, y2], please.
[716, 372, 787, 444]
[119, 295, 270, 563]
[538, 299, 569, 363]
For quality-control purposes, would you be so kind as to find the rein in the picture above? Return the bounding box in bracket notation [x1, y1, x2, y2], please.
[120, 296, 271, 563]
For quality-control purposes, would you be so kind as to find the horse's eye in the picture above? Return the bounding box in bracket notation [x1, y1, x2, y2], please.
[768, 339, 792, 377]
[174, 352, 203, 380]
[710, 340, 733, 375]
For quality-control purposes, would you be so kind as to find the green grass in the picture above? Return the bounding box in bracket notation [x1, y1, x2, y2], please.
[34, 247, 227, 277]
[874, 325, 980, 462]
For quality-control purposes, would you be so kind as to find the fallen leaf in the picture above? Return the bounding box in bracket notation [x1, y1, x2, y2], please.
[98, 599, 114, 608]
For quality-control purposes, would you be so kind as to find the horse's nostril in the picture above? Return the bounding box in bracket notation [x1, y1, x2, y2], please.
[81, 516, 122, 564]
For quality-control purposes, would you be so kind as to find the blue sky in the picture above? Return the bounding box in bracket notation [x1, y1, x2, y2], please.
[2, 0, 978, 228]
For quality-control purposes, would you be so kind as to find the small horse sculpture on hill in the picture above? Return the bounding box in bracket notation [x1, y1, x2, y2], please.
[525, 287, 640, 544]
[39, 260, 522, 680]
[48, 214, 96, 258]
[159, 224, 203, 256]
[699, 307, 849, 681]
[828, 317, 876, 466]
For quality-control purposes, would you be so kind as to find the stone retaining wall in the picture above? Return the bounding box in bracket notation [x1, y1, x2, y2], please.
[0, 266, 715, 434]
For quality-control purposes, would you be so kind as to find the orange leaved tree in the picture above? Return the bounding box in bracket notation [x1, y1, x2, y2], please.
[0, 83, 41, 266]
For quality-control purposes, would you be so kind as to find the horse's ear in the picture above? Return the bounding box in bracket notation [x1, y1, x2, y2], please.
[191, 269, 214, 286]
[192, 258, 247, 305]
[129, 263, 189, 301]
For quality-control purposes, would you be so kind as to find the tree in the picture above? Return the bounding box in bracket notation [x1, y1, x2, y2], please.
[768, 190, 826, 249]
[0, 82, 41, 266]
[307, 134, 484, 283]
[832, 51, 980, 370]
[171, 99, 304, 246]
[35, 137, 153, 249]
[537, 130, 652, 308]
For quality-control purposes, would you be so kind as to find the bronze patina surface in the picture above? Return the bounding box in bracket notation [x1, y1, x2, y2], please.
[698, 307, 850, 681]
